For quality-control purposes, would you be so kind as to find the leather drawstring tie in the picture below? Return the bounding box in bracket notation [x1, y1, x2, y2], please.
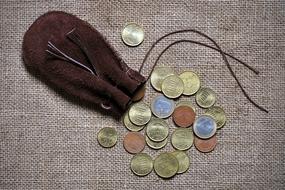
[139, 29, 268, 113]
[46, 28, 112, 110]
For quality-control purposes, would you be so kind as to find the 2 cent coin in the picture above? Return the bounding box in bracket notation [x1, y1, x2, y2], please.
[123, 132, 145, 154]
[194, 135, 217, 153]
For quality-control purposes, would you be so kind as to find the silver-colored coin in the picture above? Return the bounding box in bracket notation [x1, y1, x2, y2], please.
[151, 95, 175, 118]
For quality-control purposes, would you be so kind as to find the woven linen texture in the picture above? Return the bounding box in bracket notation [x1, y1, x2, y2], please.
[0, 0, 284, 189]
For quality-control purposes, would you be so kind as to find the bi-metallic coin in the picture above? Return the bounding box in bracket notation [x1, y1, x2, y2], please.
[193, 115, 217, 139]
[151, 95, 175, 118]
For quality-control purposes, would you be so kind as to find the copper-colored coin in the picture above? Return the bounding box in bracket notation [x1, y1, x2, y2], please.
[172, 106, 196, 128]
[123, 132, 145, 154]
[132, 85, 146, 102]
[194, 135, 217, 153]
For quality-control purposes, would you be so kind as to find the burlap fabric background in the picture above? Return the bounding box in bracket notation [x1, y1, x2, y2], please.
[0, 0, 284, 189]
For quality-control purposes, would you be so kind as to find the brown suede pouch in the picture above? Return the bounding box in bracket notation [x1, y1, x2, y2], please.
[22, 11, 146, 118]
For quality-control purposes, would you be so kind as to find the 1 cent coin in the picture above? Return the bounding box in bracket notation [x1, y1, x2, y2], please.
[173, 106, 196, 127]
[123, 132, 145, 154]
[194, 135, 217, 153]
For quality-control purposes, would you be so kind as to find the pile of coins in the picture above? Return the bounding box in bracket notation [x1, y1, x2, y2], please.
[97, 67, 226, 178]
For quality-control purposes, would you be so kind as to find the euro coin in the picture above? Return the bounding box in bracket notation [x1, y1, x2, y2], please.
[195, 87, 216, 108]
[123, 112, 145, 132]
[151, 95, 175, 118]
[150, 67, 175, 91]
[146, 118, 169, 142]
[171, 128, 194, 150]
[97, 127, 118, 148]
[171, 150, 190, 174]
[161, 75, 184, 99]
[145, 135, 168, 150]
[194, 135, 217, 153]
[121, 23, 144, 46]
[130, 153, 153, 176]
[179, 71, 200, 95]
[154, 152, 179, 178]
[123, 132, 145, 154]
[193, 115, 217, 139]
[128, 102, 151, 126]
[205, 106, 226, 129]
[172, 106, 196, 128]
[176, 100, 196, 112]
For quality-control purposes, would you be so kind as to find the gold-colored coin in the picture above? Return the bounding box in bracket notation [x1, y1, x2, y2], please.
[195, 87, 216, 108]
[130, 153, 153, 176]
[171, 128, 194, 150]
[121, 23, 144, 47]
[179, 71, 200, 95]
[145, 135, 168, 150]
[161, 75, 184, 99]
[176, 100, 196, 112]
[146, 118, 169, 142]
[154, 152, 179, 178]
[150, 67, 175, 91]
[97, 127, 118, 148]
[205, 106, 226, 129]
[128, 102, 152, 126]
[123, 112, 145, 132]
[171, 150, 190, 174]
